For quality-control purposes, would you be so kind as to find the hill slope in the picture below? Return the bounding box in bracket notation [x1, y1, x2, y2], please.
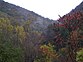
[71, 1, 83, 13]
[0, 0, 54, 32]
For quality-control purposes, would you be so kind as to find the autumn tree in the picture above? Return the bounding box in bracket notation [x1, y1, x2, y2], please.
[0, 18, 24, 62]
[52, 11, 83, 62]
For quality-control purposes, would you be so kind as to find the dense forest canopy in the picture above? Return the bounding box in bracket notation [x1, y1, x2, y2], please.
[0, 0, 83, 62]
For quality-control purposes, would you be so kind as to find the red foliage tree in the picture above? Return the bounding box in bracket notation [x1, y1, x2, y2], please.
[53, 11, 83, 62]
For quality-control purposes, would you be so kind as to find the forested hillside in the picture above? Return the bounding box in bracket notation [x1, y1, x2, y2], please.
[0, 0, 83, 62]
[0, 0, 54, 32]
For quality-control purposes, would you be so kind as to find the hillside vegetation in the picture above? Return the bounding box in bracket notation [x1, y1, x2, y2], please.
[0, 0, 83, 62]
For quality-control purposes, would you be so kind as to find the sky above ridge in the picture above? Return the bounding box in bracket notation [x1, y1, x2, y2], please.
[4, 0, 83, 20]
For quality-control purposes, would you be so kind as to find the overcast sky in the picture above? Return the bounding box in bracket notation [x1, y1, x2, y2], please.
[4, 0, 83, 20]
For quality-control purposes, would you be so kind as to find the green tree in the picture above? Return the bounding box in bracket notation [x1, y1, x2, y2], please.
[76, 48, 83, 62]
[0, 41, 23, 62]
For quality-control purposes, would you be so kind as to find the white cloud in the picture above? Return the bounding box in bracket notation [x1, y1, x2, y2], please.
[4, 0, 83, 20]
